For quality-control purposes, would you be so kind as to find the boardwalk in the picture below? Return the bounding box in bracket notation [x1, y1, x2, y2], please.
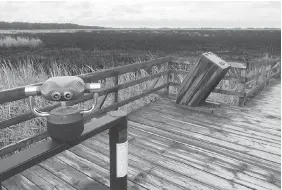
[1, 77, 280, 190]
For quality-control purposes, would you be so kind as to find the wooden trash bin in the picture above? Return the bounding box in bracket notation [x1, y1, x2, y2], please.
[176, 52, 230, 107]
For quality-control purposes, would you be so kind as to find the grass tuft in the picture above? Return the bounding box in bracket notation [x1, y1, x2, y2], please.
[0, 36, 43, 48]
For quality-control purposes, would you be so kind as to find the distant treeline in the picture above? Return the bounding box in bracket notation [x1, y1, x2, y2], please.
[0, 21, 105, 30]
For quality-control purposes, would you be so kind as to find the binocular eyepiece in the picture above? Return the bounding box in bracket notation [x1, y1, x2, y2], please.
[25, 76, 101, 143]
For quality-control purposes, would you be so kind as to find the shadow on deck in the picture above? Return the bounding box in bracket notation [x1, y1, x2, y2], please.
[2, 78, 281, 190]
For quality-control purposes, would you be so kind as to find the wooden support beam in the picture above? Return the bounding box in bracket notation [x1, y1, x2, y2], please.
[238, 68, 247, 107]
[112, 74, 119, 110]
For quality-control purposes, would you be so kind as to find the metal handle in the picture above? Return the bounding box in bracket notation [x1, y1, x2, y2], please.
[80, 92, 99, 114]
[80, 82, 101, 114]
[28, 96, 50, 117]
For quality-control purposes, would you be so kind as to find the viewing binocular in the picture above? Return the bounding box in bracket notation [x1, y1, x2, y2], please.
[25, 76, 101, 143]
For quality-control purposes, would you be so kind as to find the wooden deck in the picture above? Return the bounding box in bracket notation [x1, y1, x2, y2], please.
[1, 77, 280, 190]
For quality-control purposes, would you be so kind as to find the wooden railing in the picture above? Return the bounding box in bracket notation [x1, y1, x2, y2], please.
[0, 56, 280, 154]
[0, 55, 280, 189]
[168, 56, 281, 106]
[244, 59, 281, 104]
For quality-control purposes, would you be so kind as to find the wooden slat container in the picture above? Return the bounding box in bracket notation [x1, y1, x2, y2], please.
[176, 52, 230, 106]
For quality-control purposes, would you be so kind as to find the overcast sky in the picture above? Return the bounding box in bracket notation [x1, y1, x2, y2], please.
[0, 1, 280, 28]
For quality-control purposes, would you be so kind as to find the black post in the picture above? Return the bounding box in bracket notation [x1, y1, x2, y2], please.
[109, 111, 128, 190]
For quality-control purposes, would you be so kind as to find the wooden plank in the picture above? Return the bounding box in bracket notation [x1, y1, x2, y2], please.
[80, 137, 217, 190]
[175, 103, 215, 114]
[2, 174, 41, 190]
[39, 157, 109, 190]
[0, 114, 126, 182]
[68, 144, 148, 190]
[75, 140, 189, 190]
[21, 168, 61, 190]
[214, 106, 281, 129]
[124, 128, 281, 189]
[0, 56, 171, 104]
[94, 132, 258, 190]
[153, 99, 281, 138]
[73, 144, 206, 190]
[130, 110, 280, 155]
[127, 120, 280, 172]
[127, 122, 281, 185]
[55, 150, 111, 187]
[129, 114, 281, 163]
[28, 165, 76, 190]
[57, 148, 184, 190]
[149, 102, 281, 146]
[161, 95, 281, 130]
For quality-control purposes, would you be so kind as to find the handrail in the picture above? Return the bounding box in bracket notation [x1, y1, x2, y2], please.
[170, 56, 247, 69]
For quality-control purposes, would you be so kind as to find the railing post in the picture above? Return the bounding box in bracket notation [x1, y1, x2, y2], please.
[255, 64, 260, 86]
[109, 111, 128, 190]
[113, 73, 119, 110]
[165, 61, 170, 95]
[279, 62, 281, 78]
[238, 67, 247, 107]
[265, 61, 270, 86]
